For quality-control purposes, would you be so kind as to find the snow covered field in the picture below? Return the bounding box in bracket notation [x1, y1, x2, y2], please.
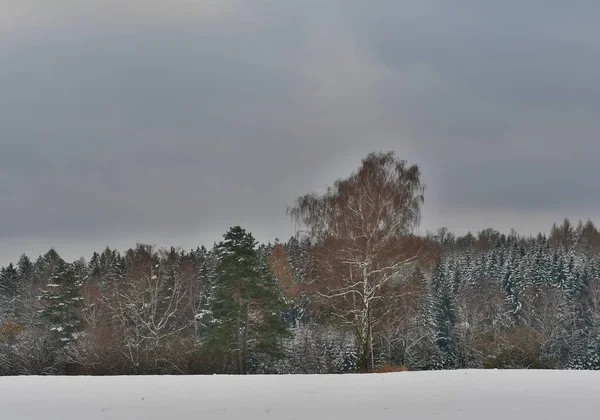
[1, 370, 599, 419]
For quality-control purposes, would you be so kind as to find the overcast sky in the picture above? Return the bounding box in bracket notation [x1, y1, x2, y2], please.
[2, 1, 600, 265]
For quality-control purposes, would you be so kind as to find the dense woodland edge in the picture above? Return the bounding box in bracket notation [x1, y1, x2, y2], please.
[2, 151, 600, 375]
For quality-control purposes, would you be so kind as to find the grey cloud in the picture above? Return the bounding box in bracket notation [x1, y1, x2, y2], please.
[2, 0, 600, 264]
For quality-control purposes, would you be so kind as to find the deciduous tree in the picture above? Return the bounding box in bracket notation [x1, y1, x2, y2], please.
[290, 151, 425, 371]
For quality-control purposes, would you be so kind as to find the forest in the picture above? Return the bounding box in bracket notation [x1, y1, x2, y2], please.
[2, 152, 600, 375]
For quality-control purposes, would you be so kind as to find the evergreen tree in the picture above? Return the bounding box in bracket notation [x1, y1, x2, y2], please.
[14, 254, 37, 324]
[195, 245, 217, 333]
[0, 264, 20, 319]
[38, 260, 83, 344]
[16, 254, 33, 283]
[202, 226, 290, 374]
[0, 264, 19, 298]
[531, 241, 550, 288]
[88, 252, 101, 280]
[429, 258, 458, 369]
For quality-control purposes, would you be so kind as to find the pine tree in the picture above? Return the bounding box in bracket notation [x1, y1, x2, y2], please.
[202, 227, 290, 374]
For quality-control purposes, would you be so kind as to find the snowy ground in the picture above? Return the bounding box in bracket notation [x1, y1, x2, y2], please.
[1, 370, 599, 419]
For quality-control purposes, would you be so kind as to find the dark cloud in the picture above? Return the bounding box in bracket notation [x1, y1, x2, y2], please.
[1, 1, 600, 264]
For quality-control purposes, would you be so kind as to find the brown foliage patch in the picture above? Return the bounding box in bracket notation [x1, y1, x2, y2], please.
[373, 363, 410, 373]
[0, 319, 25, 340]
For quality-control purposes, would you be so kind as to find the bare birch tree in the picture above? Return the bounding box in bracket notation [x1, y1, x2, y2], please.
[289, 151, 425, 371]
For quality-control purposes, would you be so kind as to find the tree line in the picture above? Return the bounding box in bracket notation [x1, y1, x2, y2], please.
[2, 152, 600, 375]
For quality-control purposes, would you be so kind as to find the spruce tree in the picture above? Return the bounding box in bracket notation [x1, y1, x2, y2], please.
[39, 260, 83, 344]
[0, 264, 20, 319]
[430, 258, 457, 369]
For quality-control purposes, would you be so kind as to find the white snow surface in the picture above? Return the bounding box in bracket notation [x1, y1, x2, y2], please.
[1, 370, 599, 419]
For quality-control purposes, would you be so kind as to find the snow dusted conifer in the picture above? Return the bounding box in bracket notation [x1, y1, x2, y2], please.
[429, 258, 458, 369]
[0, 264, 20, 319]
[38, 259, 83, 344]
[202, 226, 290, 374]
